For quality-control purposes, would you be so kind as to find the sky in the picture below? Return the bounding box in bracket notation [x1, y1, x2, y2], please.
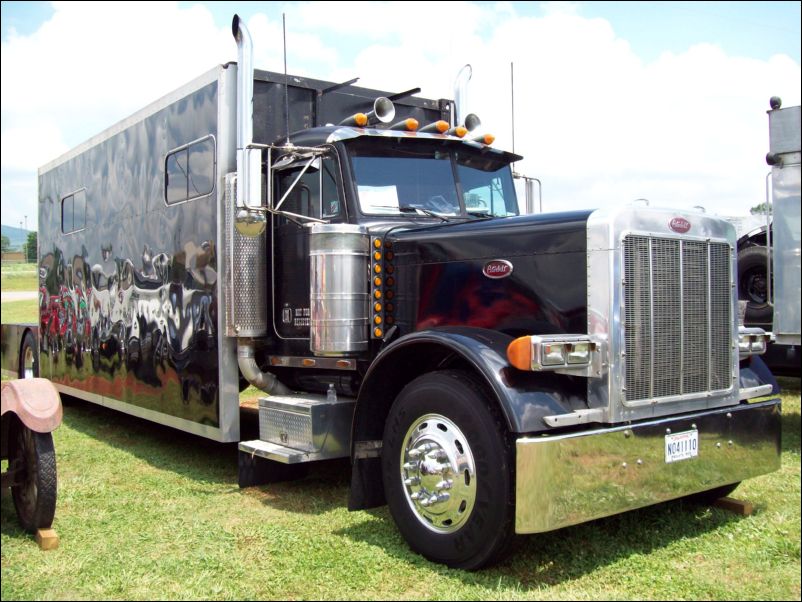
[1, 1, 800, 230]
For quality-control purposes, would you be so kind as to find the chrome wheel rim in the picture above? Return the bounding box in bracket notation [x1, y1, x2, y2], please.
[400, 413, 476, 533]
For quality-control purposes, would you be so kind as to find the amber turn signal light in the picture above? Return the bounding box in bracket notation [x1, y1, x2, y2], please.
[507, 336, 532, 371]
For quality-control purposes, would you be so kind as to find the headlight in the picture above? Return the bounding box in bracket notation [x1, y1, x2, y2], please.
[508, 335, 595, 372]
[541, 343, 566, 366]
[738, 327, 769, 358]
[567, 342, 591, 364]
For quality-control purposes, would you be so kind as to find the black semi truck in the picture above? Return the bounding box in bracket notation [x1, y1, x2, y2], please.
[0, 16, 781, 568]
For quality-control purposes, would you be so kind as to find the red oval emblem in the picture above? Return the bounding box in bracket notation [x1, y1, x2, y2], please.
[669, 217, 691, 233]
[483, 260, 513, 279]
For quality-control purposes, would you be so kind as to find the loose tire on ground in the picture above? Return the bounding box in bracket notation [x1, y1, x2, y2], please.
[9, 417, 58, 532]
[381, 370, 515, 569]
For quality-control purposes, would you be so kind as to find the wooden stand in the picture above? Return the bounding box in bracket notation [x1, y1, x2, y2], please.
[713, 496, 754, 516]
[35, 528, 59, 551]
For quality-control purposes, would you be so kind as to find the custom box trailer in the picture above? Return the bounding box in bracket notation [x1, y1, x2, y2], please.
[0, 16, 782, 568]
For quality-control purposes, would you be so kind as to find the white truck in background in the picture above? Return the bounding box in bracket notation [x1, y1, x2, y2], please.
[734, 98, 800, 377]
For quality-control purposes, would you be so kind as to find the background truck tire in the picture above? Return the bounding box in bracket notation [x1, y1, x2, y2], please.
[9, 416, 57, 532]
[381, 370, 515, 570]
[737, 245, 773, 326]
[19, 330, 38, 379]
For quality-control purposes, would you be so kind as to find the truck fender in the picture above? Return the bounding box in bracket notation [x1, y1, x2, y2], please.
[740, 355, 779, 395]
[348, 327, 579, 510]
[737, 224, 768, 250]
[1, 379, 63, 434]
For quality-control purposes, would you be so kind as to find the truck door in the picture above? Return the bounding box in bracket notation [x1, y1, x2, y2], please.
[272, 153, 344, 342]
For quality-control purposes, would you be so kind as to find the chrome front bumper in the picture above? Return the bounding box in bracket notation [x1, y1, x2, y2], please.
[515, 399, 781, 534]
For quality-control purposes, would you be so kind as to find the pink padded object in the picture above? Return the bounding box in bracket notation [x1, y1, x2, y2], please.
[1, 379, 62, 433]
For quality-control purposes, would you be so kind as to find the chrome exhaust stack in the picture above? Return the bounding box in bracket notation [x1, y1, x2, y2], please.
[230, 15, 289, 396]
[453, 64, 482, 133]
[238, 340, 291, 396]
[232, 14, 262, 215]
[454, 64, 471, 127]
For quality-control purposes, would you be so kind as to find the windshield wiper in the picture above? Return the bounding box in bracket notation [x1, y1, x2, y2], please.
[465, 211, 494, 220]
[400, 206, 450, 222]
[368, 205, 450, 222]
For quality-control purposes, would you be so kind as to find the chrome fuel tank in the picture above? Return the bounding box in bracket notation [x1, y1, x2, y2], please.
[309, 223, 369, 355]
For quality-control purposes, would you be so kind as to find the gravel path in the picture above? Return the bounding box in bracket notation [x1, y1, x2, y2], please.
[1, 291, 38, 302]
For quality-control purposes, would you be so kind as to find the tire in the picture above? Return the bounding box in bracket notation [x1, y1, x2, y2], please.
[737, 245, 773, 326]
[688, 482, 741, 505]
[382, 370, 514, 569]
[9, 417, 58, 532]
[19, 330, 38, 379]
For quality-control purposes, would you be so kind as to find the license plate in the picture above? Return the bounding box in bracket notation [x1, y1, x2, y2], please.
[665, 430, 699, 463]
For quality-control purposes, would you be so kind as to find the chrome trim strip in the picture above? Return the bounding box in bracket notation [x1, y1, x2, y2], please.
[739, 384, 773, 401]
[707, 242, 712, 391]
[515, 398, 781, 534]
[679, 239, 685, 393]
[54, 383, 227, 441]
[239, 439, 346, 464]
[216, 66, 241, 443]
[268, 355, 357, 370]
[40, 67, 222, 174]
[648, 236, 655, 400]
[542, 408, 605, 428]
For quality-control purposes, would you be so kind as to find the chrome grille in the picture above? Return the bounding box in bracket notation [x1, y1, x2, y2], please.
[623, 235, 732, 403]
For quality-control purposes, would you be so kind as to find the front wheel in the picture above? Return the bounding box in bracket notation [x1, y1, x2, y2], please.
[382, 370, 514, 569]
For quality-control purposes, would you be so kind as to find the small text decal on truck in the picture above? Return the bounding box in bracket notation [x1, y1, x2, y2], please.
[669, 217, 692, 233]
[483, 260, 514, 279]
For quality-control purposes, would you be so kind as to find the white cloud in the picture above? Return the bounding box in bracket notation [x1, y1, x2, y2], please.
[0, 123, 69, 170]
[1, 1, 799, 231]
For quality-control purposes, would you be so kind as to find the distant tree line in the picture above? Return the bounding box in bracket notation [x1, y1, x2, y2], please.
[25, 231, 37, 262]
[1, 231, 37, 262]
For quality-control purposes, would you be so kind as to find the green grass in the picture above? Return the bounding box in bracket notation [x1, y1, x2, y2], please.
[2, 380, 799, 600]
[1, 263, 37, 292]
[0, 299, 38, 324]
[2, 284, 799, 598]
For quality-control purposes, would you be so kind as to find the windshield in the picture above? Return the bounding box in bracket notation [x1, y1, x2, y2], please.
[350, 143, 518, 218]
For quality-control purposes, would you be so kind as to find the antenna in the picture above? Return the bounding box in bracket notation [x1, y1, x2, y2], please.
[283, 13, 290, 145]
[510, 62, 516, 158]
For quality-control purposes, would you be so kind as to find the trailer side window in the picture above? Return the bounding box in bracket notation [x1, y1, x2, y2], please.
[165, 135, 215, 204]
[61, 189, 86, 234]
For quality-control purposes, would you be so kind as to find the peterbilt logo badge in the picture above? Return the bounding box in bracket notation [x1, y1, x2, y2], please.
[483, 260, 513, 279]
[669, 217, 691, 233]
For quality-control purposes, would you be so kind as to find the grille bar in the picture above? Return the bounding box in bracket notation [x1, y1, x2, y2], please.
[623, 235, 731, 403]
